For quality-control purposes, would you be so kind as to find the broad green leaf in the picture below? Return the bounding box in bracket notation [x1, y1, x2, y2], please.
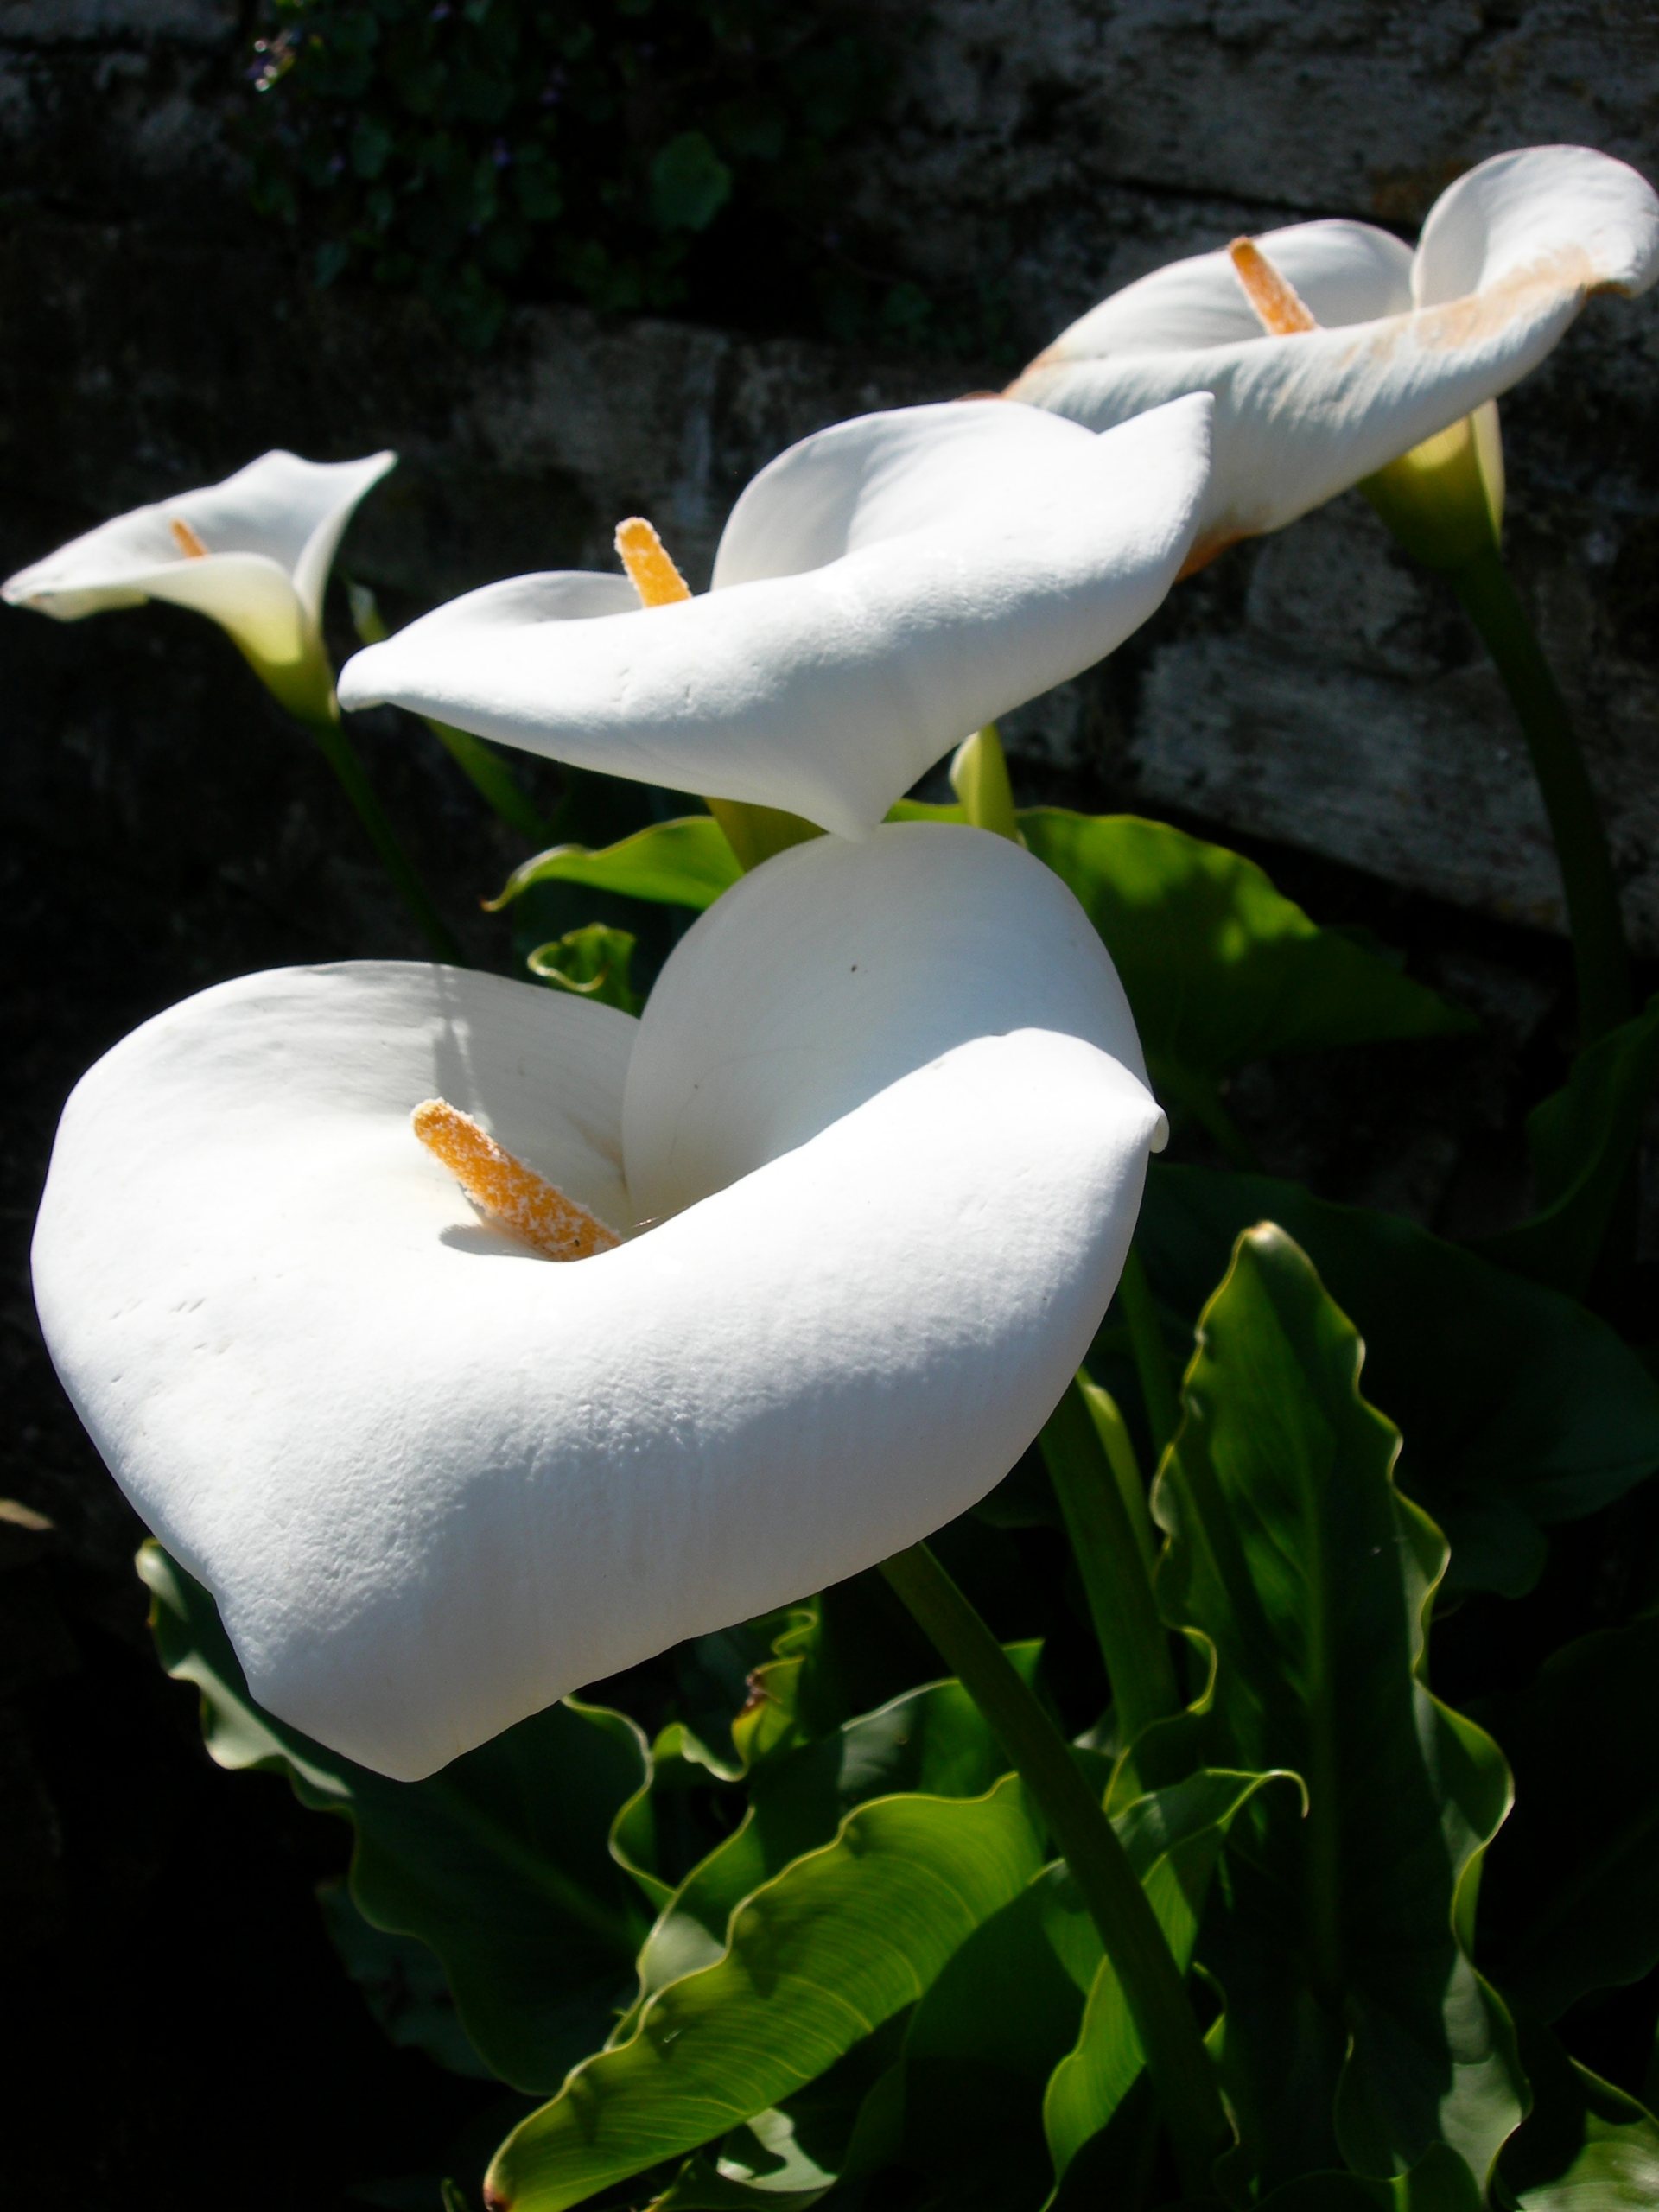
[630, 1657, 1038, 2018]
[485, 1777, 1045, 2212]
[1136, 1166, 1659, 1595]
[1484, 1616, 1659, 2019]
[526, 923, 641, 1014]
[1019, 809, 1470, 1084]
[141, 1543, 651, 2094]
[487, 816, 741, 913]
[1151, 1229, 1523, 2195]
[1500, 2025, 1659, 2209]
[1481, 994, 1659, 1297]
[1250, 2145, 1483, 2208]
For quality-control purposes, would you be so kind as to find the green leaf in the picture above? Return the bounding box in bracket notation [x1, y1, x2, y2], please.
[141, 1543, 650, 2094]
[316, 1878, 492, 2079]
[629, 1658, 1038, 2019]
[485, 1777, 1045, 2212]
[1500, 2025, 1659, 2208]
[486, 817, 741, 913]
[526, 924, 641, 1014]
[1017, 809, 1471, 1085]
[1480, 994, 1659, 1297]
[1250, 2145, 1484, 2209]
[1150, 1228, 1523, 2195]
[1484, 1616, 1659, 2019]
[1135, 1166, 1659, 1596]
[650, 130, 734, 231]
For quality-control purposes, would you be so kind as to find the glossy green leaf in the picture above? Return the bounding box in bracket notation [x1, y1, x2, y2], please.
[1135, 1166, 1659, 1595]
[1484, 1616, 1659, 2019]
[1250, 2145, 1483, 2209]
[486, 816, 741, 913]
[1150, 1228, 1523, 2195]
[1481, 994, 1659, 1296]
[141, 1542, 651, 2094]
[628, 1657, 1037, 2020]
[526, 923, 641, 1014]
[1019, 809, 1470, 1084]
[485, 1777, 1045, 2212]
[1500, 2025, 1659, 2209]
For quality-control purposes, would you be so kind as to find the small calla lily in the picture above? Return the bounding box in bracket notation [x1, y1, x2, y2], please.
[1007, 146, 1659, 567]
[3, 448, 396, 719]
[336, 395, 1212, 839]
[33, 824, 1165, 1782]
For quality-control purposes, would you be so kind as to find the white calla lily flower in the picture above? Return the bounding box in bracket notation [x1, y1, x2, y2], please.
[1008, 146, 1659, 565]
[336, 395, 1212, 839]
[33, 824, 1165, 1782]
[3, 449, 396, 718]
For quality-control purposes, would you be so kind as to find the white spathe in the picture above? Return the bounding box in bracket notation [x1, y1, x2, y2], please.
[33, 824, 1165, 1783]
[336, 395, 1213, 837]
[1007, 146, 1659, 557]
[3, 449, 396, 715]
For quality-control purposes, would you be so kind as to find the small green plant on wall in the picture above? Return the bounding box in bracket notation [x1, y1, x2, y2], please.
[245, 0, 994, 352]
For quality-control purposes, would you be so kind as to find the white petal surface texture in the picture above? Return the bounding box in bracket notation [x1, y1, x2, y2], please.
[34, 826, 1165, 1782]
[3, 449, 395, 677]
[337, 397, 1211, 837]
[1009, 145, 1659, 552]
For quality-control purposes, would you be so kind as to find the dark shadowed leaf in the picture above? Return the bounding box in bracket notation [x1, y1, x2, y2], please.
[1147, 1229, 1523, 2196]
[1484, 1616, 1659, 2019]
[1480, 994, 1659, 1297]
[1135, 1166, 1659, 1595]
[1499, 2024, 1659, 2208]
[142, 1543, 651, 2094]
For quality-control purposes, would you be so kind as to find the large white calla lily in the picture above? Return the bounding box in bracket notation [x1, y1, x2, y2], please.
[33, 824, 1165, 1782]
[3, 449, 396, 718]
[336, 395, 1212, 839]
[1008, 146, 1659, 564]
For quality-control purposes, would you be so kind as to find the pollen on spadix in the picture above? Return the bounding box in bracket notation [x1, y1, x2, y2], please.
[1229, 238, 1320, 337]
[169, 517, 210, 560]
[615, 516, 692, 609]
[412, 1098, 620, 1261]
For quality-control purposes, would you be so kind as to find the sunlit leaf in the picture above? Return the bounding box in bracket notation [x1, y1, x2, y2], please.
[1148, 1228, 1524, 2195]
[485, 1777, 1045, 2212]
[142, 1543, 650, 2094]
[486, 816, 741, 913]
[526, 923, 641, 1014]
[1500, 2024, 1659, 2209]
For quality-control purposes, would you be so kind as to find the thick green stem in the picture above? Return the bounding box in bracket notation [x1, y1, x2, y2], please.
[1040, 1379, 1179, 1743]
[706, 797, 822, 873]
[427, 717, 553, 846]
[303, 709, 464, 964]
[1078, 1376, 1160, 1581]
[1117, 1247, 1181, 1463]
[1447, 545, 1632, 1043]
[950, 722, 1020, 841]
[879, 1543, 1229, 2196]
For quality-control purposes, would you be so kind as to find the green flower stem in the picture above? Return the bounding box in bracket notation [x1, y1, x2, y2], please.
[706, 796, 823, 873]
[950, 722, 1020, 841]
[1039, 1378, 1179, 1741]
[878, 1541, 1229, 2196]
[426, 715, 553, 846]
[1447, 545, 1632, 1043]
[302, 708, 465, 965]
[1116, 1247, 1181, 1463]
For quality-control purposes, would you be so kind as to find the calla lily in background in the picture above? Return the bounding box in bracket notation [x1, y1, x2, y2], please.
[337, 394, 1213, 845]
[1011, 144, 1659, 1043]
[33, 824, 1165, 1782]
[1007, 145, 1658, 566]
[3, 448, 395, 721]
[3, 448, 461, 961]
